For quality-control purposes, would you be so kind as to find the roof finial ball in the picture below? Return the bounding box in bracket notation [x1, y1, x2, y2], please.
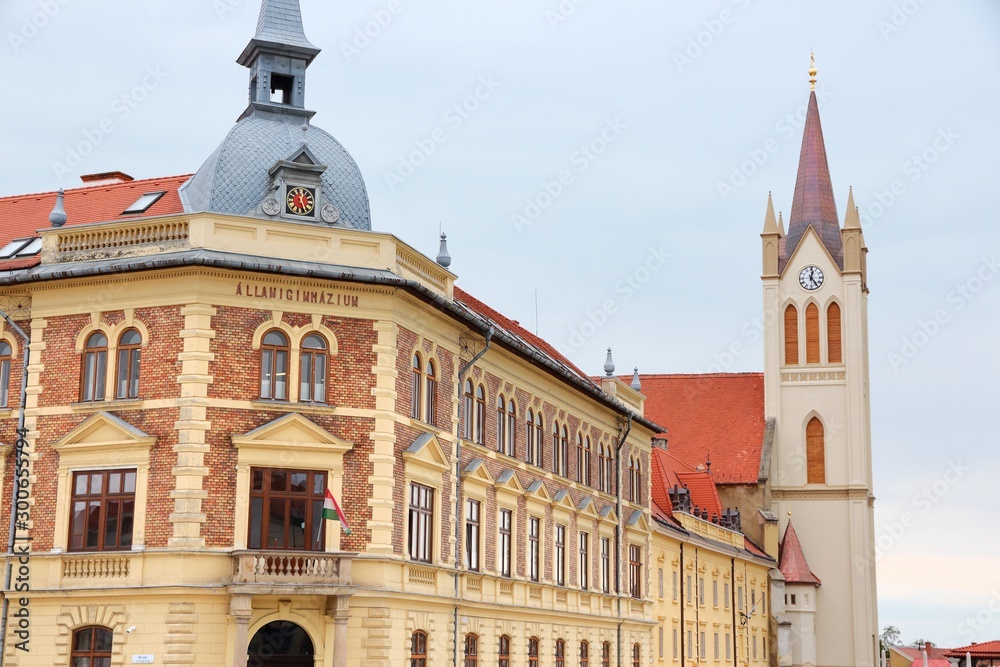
[435, 233, 451, 268]
[809, 52, 817, 92]
[604, 348, 615, 377]
[49, 188, 68, 228]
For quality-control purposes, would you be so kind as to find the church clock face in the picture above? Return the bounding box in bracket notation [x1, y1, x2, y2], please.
[285, 186, 316, 216]
[798, 265, 825, 291]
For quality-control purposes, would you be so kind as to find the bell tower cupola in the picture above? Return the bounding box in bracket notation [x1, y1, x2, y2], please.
[236, 0, 321, 121]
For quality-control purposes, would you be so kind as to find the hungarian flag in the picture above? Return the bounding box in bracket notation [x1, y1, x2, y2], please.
[322, 489, 351, 535]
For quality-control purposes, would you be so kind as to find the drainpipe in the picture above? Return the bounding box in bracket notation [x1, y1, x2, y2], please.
[679, 544, 685, 664]
[614, 414, 631, 667]
[452, 326, 493, 667]
[730, 558, 738, 666]
[0, 310, 29, 667]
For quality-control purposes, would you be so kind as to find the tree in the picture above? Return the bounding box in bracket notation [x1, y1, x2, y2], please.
[880, 626, 901, 654]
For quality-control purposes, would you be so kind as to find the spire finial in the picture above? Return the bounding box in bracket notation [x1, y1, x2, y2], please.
[763, 191, 779, 235]
[809, 52, 817, 91]
[603, 348, 615, 377]
[49, 188, 67, 228]
[436, 233, 452, 268]
[631, 367, 641, 390]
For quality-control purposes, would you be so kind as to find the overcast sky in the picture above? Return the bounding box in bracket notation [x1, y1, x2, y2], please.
[2, 0, 998, 647]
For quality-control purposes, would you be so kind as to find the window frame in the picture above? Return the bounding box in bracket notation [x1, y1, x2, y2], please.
[498, 508, 512, 577]
[424, 359, 437, 425]
[411, 354, 423, 419]
[528, 637, 539, 666]
[114, 328, 142, 400]
[474, 385, 485, 444]
[0, 340, 11, 408]
[528, 516, 541, 582]
[506, 399, 516, 457]
[80, 331, 108, 402]
[68, 468, 136, 552]
[555, 523, 566, 586]
[408, 482, 435, 563]
[629, 544, 642, 599]
[496, 394, 506, 453]
[259, 329, 290, 401]
[299, 333, 328, 404]
[464, 498, 481, 572]
[600, 536, 611, 593]
[463, 380, 474, 440]
[555, 639, 565, 667]
[580, 641, 589, 667]
[464, 634, 479, 667]
[411, 630, 428, 667]
[576, 433, 585, 483]
[498, 635, 511, 667]
[602, 642, 611, 667]
[247, 467, 327, 551]
[71, 625, 114, 667]
[579, 531, 589, 590]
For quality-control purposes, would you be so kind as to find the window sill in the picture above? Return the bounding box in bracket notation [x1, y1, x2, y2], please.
[70, 398, 144, 412]
[249, 400, 336, 414]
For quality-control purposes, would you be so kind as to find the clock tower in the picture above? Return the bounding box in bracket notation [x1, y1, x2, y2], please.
[760, 60, 878, 667]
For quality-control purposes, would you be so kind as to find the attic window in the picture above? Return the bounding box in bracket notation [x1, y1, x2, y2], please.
[13, 238, 41, 257]
[270, 74, 293, 104]
[122, 191, 165, 215]
[0, 238, 35, 259]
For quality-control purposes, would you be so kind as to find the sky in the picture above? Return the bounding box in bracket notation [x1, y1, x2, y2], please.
[2, 0, 998, 648]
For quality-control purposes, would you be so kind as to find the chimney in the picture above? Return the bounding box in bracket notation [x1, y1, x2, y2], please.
[80, 171, 135, 186]
[652, 434, 668, 450]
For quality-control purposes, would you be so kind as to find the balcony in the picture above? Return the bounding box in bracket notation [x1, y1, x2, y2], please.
[231, 550, 353, 593]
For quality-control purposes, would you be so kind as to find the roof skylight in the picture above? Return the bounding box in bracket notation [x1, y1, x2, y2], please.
[122, 191, 166, 215]
[0, 238, 34, 259]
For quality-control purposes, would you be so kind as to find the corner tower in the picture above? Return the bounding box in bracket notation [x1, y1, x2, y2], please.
[760, 57, 877, 667]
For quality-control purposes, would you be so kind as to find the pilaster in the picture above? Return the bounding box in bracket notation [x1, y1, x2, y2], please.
[367, 320, 399, 553]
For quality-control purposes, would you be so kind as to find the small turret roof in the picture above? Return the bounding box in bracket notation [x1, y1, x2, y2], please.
[779, 521, 822, 585]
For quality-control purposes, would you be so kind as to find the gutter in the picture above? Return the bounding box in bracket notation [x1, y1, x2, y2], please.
[0, 309, 29, 667]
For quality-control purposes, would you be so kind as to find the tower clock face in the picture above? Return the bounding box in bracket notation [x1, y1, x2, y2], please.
[285, 186, 316, 216]
[798, 265, 825, 291]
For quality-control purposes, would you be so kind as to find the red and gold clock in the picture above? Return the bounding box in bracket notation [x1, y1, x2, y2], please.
[285, 186, 316, 216]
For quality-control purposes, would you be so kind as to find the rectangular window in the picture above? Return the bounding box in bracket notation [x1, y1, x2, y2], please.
[499, 509, 512, 577]
[248, 468, 325, 551]
[751, 588, 756, 610]
[699, 577, 705, 606]
[0, 351, 10, 407]
[724, 582, 730, 609]
[725, 634, 731, 660]
[629, 545, 642, 598]
[713, 580, 719, 607]
[579, 531, 589, 590]
[69, 469, 136, 552]
[672, 629, 678, 660]
[699, 632, 706, 660]
[687, 630, 693, 659]
[686, 575, 692, 605]
[658, 567, 664, 599]
[739, 585, 744, 611]
[658, 627, 664, 659]
[555, 524, 566, 586]
[600, 537, 611, 593]
[464, 498, 480, 571]
[408, 483, 434, 562]
[753, 635, 758, 660]
[529, 517, 540, 582]
[714, 633, 719, 660]
[672, 570, 678, 601]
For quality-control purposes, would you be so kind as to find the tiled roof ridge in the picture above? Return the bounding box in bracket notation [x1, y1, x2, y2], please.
[0, 174, 193, 203]
[635, 372, 764, 379]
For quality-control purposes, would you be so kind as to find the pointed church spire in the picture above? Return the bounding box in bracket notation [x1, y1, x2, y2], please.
[253, 0, 318, 53]
[778, 521, 822, 585]
[843, 186, 861, 229]
[782, 56, 843, 269]
[763, 191, 779, 234]
[777, 211, 785, 237]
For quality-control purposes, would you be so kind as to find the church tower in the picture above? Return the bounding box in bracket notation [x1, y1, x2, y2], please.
[761, 59, 878, 667]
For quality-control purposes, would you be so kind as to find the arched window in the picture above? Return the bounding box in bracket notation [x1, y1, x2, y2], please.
[784, 304, 799, 365]
[496, 394, 506, 452]
[498, 635, 511, 667]
[115, 328, 141, 399]
[81, 332, 108, 402]
[506, 399, 516, 457]
[632, 643, 640, 667]
[464, 634, 479, 667]
[260, 330, 289, 400]
[580, 641, 590, 667]
[553, 421, 561, 474]
[628, 456, 637, 502]
[805, 303, 820, 364]
[300, 334, 328, 403]
[411, 630, 428, 667]
[535, 412, 544, 468]
[71, 626, 113, 667]
[583, 437, 592, 486]
[0, 341, 11, 408]
[634, 460, 643, 504]
[425, 359, 437, 425]
[806, 417, 825, 484]
[526, 409, 536, 464]
[528, 637, 540, 666]
[606, 449, 615, 495]
[463, 380, 474, 439]
[474, 385, 486, 444]
[560, 425, 569, 477]
[827, 302, 842, 363]
[602, 641, 611, 667]
[411, 354, 422, 419]
[555, 639, 566, 667]
[576, 433, 585, 483]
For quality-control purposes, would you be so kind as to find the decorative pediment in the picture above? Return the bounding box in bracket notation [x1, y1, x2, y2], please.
[552, 489, 575, 512]
[403, 432, 450, 473]
[577, 497, 600, 519]
[462, 458, 495, 490]
[525, 480, 551, 505]
[54, 412, 155, 453]
[599, 504, 618, 525]
[626, 509, 650, 533]
[232, 413, 352, 455]
[494, 469, 525, 496]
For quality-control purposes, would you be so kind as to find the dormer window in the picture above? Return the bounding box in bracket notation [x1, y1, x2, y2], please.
[123, 191, 165, 215]
[0, 238, 35, 259]
[270, 74, 294, 104]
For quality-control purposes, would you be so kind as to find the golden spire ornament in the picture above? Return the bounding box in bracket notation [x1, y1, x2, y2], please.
[809, 52, 817, 91]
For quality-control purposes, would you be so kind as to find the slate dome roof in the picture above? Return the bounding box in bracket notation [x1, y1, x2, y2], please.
[179, 115, 371, 231]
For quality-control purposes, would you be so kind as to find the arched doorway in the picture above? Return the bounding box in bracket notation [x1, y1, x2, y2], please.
[247, 620, 314, 667]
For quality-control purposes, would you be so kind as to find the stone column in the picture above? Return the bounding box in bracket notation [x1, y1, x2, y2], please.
[230, 595, 253, 667]
[326, 595, 351, 667]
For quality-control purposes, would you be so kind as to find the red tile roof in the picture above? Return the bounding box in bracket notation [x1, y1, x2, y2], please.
[778, 521, 821, 585]
[895, 646, 953, 662]
[636, 373, 765, 484]
[454, 286, 595, 384]
[650, 448, 725, 521]
[0, 175, 190, 249]
[945, 641, 1000, 658]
